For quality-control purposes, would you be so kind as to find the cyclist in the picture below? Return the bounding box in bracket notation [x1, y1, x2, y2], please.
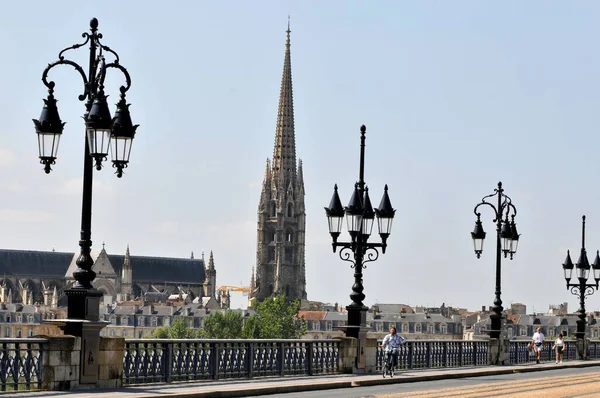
[381, 326, 405, 375]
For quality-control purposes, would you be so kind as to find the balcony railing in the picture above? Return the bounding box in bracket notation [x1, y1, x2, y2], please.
[508, 339, 600, 364]
[122, 339, 340, 385]
[0, 338, 46, 392]
[375, 340, 489, 371]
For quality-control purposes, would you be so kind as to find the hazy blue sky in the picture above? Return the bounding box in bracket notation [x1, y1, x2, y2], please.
[1, 1, 600, 313]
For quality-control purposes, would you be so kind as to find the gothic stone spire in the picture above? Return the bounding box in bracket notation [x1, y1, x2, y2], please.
[272, 22, 296, 187]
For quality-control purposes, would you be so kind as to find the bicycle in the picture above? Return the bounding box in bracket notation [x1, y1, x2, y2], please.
[382, 347, 398, 378]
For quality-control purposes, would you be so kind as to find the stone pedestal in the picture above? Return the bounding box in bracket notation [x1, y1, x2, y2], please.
[576, 338, 588, 360]
[44, 319, 111, 388]
[38, 333, 124, 391]
[338, 333, 378, 374]
[487, 337, 510, 365]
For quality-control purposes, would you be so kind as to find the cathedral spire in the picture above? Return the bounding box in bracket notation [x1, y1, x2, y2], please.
[272, 20, 296, 186]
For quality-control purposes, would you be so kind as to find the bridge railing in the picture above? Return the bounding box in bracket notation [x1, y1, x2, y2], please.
[122, 339, 339, 385]
[375, 340, 489, 372]
[0, 338, 46, 392]
[509, 339, 600, 364]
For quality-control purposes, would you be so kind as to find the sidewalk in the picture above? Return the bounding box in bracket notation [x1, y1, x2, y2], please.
[11, 360, 600, 398]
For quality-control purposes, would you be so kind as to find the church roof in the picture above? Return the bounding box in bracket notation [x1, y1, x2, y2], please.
[0, 248, 205, 284]
[0, 249, 73, 278]
[108, 254, 204, 284]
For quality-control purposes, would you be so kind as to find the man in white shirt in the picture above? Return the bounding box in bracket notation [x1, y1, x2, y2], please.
[532, 327, 545, 364]
[381, 327, 406, 370]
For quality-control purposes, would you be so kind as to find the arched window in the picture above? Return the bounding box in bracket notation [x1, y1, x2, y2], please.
[286, 231, 293, 243]
[287, 203, 293, 217]
[270, 202, 277, 217]
[415, 323, 422, 333]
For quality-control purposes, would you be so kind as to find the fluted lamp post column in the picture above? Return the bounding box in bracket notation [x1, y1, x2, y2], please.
[471, 182, 520, 340]
[33, 18, 138, 332]
[562, 215, 600, 359]
[324, 125, 396, 340]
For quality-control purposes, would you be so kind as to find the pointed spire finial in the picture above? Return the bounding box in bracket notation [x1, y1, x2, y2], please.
[126, 245, 130, 256]
[287, 15, 291, 42]
[102, 241, 106, 250]
[191, 250, 194, 259]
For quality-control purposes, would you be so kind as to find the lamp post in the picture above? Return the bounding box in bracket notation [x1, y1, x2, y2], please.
[471, 181, 520, 340]
[324, 125, 395, 339]
[562, 215, 600, 359]
[33, 18, 138, 327]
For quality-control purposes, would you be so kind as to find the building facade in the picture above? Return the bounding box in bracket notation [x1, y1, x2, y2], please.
[253, 24, 307, 302]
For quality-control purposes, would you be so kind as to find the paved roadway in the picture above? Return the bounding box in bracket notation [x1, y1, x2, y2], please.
[254, 368, 600, 398]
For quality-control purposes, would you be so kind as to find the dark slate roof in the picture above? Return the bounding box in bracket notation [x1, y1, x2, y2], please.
[0, 249, 205, 285]
[108, 254, 205, 284]
[0, 249, 72, 278]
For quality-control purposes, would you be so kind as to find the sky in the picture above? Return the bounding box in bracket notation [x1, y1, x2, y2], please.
[1, 1, 600, 314]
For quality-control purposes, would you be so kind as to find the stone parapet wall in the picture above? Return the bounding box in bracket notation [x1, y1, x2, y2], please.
[40, 336, 80, 391]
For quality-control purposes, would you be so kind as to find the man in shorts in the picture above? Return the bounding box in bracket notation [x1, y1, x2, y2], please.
[532, 327, 545, 364]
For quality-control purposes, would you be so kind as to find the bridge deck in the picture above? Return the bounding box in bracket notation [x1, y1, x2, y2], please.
[10, 360, 600, 398]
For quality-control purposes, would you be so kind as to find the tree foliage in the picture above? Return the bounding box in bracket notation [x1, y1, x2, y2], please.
[149, 294, 305, 340]
[250, 294, 306, 339]
[201, 310, 244, 338]
[151, 317, 196, 339]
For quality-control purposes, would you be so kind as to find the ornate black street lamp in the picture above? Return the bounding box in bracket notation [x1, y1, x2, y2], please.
[562, 215, 600, 357]
[324, 125, 395, 339]
[33, 18, 138, 324]
[471, 182, 520, 339]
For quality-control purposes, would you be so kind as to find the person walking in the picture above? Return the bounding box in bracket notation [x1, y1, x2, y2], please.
[553, 333, 564, 364]
[532, 327, 545, 364]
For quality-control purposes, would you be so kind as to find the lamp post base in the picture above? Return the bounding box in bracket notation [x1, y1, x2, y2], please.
[65, 288, 103, 323]
[345, 305, 368, 338]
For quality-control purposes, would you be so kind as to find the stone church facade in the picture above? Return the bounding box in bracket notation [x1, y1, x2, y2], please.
[0, 245, 218, 307]
[252, 24, 307, 302]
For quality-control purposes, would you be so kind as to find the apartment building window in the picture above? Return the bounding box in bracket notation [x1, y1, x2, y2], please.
[28, 315, 34, 323]
[389, 323, 396, 331]
[4, 328, 9, 337]
[376, 322, 383, 332]
[440, 324, 447, 334]
[16, 315, 22, 323]
[110, 316, 116, 324]
[121, 316, 128, 326]
[163, 317, 170, 327]
[138, 316, 145, 326]
[415, 323, 422, 333]
[312, 321, 320, 331]
[151, 317, 157, 327]
[5, 315, 10, 323]
[507, 327, 514, 339]
[402, 323, 408, 333]
[16, 328, 22, 338]
[427, 324, 434, 334]
[520, 327, 527, 336]
[28, 328, 33, 337]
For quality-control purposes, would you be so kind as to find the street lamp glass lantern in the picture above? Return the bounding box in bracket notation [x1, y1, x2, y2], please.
[471, 217, 486, 257]
[509, 219, 520, 255]
[593, 251, 600, 282]
[500, 220, 513, 253]
[361, 187, 375, 237]
[563, 251, 574, 282]
[345, 184, 363, 235]
[324, 184, 345, 237]
[33, 95, 65, 173]
[86, 92, 113, 165]
[110, 98, 139, 177]
[374, 184, 395, 237]
[576, 251, 590, 281]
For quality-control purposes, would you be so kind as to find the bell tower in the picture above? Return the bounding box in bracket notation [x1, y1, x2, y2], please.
[253, 20, 306, 303]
